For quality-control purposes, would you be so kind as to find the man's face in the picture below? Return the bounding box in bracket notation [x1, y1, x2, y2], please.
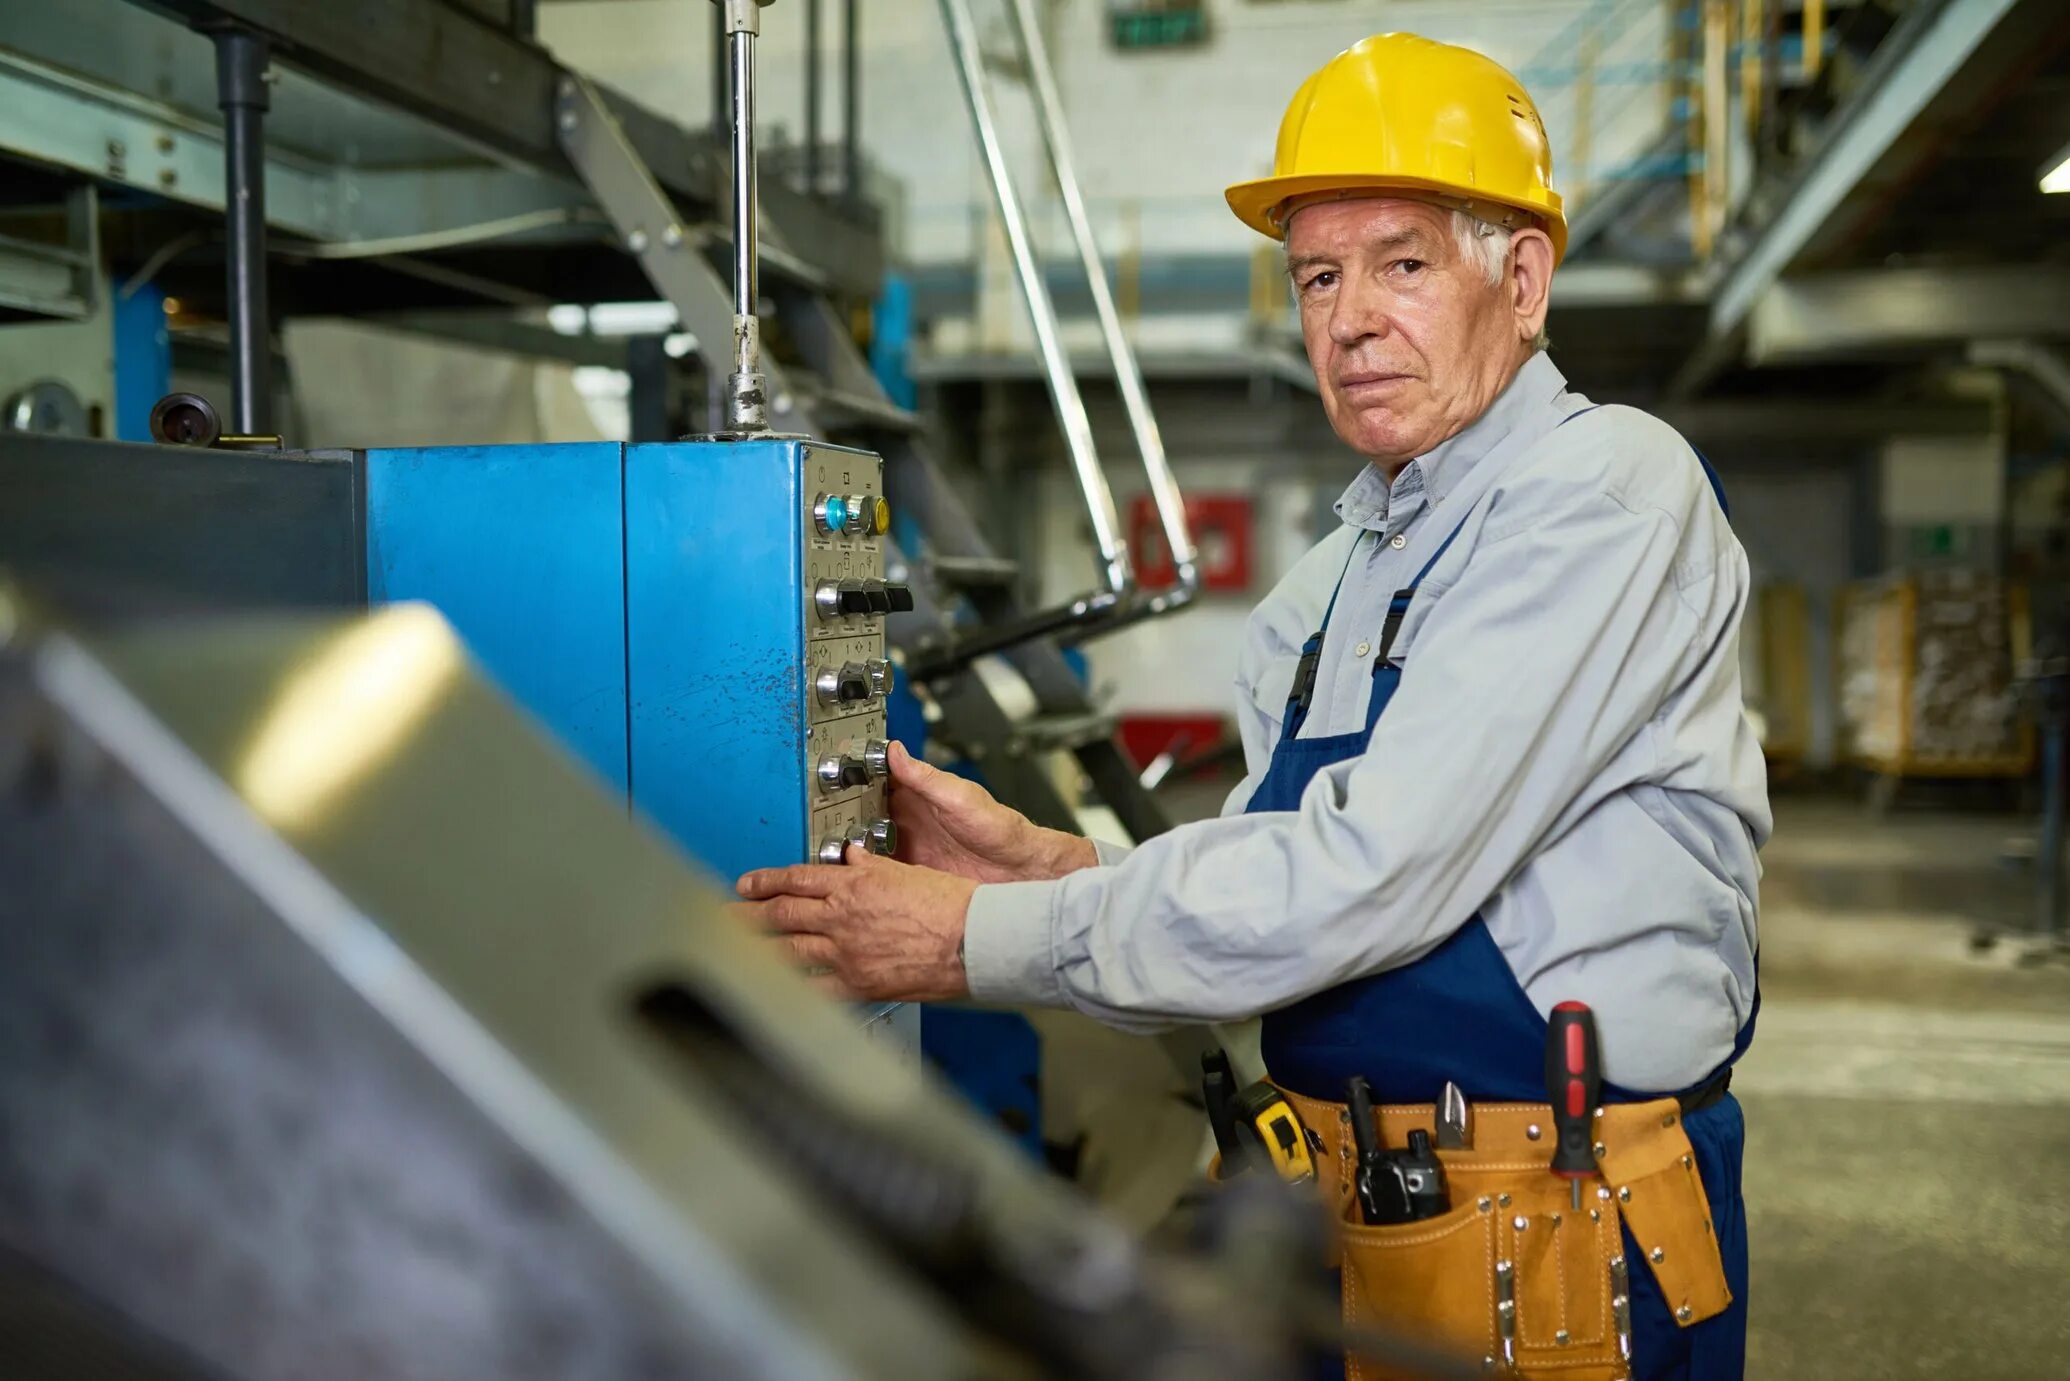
[1286, 198, 1530, 466]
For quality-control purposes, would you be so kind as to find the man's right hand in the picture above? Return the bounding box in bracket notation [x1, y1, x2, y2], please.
[886, 741, 1098, 885]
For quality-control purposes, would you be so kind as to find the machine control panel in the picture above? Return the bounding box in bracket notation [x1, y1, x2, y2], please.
[802, 448, 895, 866]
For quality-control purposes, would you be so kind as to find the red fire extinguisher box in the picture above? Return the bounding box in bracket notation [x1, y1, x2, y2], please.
[1128, 493, 1253, 593]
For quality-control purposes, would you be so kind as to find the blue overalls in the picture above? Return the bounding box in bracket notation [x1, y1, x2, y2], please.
[1246, 436, 1752, 1381]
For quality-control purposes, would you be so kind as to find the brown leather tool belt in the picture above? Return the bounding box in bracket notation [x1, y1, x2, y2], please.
[1276, 1085, 1734, 1381]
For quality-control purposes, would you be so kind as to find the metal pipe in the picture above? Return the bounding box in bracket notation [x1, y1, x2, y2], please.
[842, 0, 859, 203]
[2042, 719, 2065, 944]
[1802, 0, 1826, 81]
[711, 3, 727, 162]
[1003, 0, 1193, 592]
[719, 0, 766, 432]
[804, 0, 821, 195]
[937, 0, 1129, 595]
[211, 26, 272, 437]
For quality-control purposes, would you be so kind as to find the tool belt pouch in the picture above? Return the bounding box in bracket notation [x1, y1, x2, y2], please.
[1278, 1090, 1732, 1381]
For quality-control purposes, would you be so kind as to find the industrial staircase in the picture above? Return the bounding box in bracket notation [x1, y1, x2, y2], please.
[557, 0, 1198, 848]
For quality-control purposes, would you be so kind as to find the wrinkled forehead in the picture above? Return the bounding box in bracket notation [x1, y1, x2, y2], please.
[1282, 195, 1456, 256]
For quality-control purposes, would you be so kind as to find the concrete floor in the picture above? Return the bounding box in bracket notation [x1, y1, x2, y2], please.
[1736, 798, 2070, 1379]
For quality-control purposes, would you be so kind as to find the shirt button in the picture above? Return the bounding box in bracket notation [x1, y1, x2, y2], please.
[1354, 640, 1371, 658]
[1390, 533, 1407, 549]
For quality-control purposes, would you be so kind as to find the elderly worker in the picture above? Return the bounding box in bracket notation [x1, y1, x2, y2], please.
[740, 32, 1766, 1381]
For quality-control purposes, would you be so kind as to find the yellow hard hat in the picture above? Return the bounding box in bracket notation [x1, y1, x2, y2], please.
[1226, 33, 1568, 264]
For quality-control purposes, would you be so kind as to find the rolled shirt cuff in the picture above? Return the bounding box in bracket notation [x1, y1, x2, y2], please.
[961, 879, 1066, 1008]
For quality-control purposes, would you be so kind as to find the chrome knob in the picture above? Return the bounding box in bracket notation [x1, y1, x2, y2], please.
[817, 834, 848, 865]
[814, 662, 871, 707]
[863, 738, 891, 779]
[816, 754, 847, 794]
[864, 658, 893, 697]
[813, 492, 849, 535]
[816, 746, 874, 795]
[863, 818, 897, 856]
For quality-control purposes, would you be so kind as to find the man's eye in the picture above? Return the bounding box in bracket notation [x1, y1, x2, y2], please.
[1394, 259, 1426, 275]
[1301, 271, 1338, 294]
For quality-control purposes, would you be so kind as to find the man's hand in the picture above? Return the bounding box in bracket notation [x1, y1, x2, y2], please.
[734, 849, 978, 1003]
[887, 741, 1096, 883]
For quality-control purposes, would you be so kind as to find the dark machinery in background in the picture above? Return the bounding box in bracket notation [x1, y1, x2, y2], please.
[0, 593, 1478, 1381]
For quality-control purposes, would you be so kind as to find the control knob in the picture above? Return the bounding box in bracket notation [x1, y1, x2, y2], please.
[814, 578, 876, 622]
[812, 493, 851, 536]
[816, 817, 898, 864]
[848, 494, 891, 538]
[816, 738, 893, 795]
[814, 661, 875, 707]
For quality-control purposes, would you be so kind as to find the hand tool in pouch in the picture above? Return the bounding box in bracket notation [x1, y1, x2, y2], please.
[1201, 1050, 1248, 1173]
[1202, 1051, 1317, 1185]
[1234, 1080, 1317, 1184]
[1545, 1000, 1603, 1209]
[1344, 1076, 1450, 1225]
[1436, 1080, 1473, 1149]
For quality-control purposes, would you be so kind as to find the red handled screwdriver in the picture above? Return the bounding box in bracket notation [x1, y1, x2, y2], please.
[1545, 1000, 1603, 1209]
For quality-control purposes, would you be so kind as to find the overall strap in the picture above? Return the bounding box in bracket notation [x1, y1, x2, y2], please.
[1284, 533, 1367, 723]
[1372, 519, 1470, 667]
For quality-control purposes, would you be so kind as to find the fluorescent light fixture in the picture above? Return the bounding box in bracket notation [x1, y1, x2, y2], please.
[2042, 141, 2070, 194]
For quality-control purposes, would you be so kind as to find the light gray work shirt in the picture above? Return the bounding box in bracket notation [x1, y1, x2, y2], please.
[962, 352, 1769, 1091]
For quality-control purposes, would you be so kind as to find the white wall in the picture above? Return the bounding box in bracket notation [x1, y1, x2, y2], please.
[540, 0, 1675, 267]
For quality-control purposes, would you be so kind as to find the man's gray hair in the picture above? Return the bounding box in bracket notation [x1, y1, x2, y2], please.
[1451, 209, 1550, 352]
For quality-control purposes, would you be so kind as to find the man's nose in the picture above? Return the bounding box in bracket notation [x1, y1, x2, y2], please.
[1327, 274, 1392, 349]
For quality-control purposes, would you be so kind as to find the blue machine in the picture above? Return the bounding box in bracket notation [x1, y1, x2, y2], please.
[362, 436, 917, 1053]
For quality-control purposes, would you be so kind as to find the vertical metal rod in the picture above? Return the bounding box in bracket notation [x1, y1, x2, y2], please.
[720, 1, 766, 432]
[711, 3, 728, 154]
[1702, 0, 1729, 254]
[1741, 0, 1765, 145]
[842, 0, 860, 202]
[1572, 27, 1599, 220]
[1002, 0, 1191, 591]
[1802, 0, 1826, 80]
[2042, 720, 2065, 943]
[938, 0, 1129, 595]
[804, 0, 822, 195]
[212, 26, 271, 437]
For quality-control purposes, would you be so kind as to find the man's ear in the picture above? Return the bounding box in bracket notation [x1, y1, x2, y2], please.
[1509, 227, 1555, 343]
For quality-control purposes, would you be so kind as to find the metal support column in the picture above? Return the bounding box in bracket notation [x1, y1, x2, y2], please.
[627, 334, 673, 443]
[804, 0, 822, 195]
[209, 25, 273, 437]
[718, 0, 769, 433]
[842, 0, 860, 203]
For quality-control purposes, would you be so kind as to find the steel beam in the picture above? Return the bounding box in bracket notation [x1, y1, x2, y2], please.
[1704, 0, 2024, 342]
[357, 310, 628, 368]
[113, 0, 880, 292]
[1971, 340, 2070, 431]
[1748, 266, 2070, 364]
[1655, 397, 1998, 446]
[0, 51, 338, 240]
[0, 185, 98, 323]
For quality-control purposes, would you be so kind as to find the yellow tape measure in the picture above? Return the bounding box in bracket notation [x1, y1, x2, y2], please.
[1234, 1082, 1317, 1183]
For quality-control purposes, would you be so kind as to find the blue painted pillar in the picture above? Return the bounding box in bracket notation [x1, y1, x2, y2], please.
[112, 285, 170, 442]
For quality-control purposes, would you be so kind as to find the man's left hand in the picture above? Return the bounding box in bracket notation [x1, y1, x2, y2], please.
[734, 850, 978, 1003]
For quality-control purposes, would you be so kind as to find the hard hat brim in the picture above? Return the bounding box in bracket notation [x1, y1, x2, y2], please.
[1225, 172, 1568, 265]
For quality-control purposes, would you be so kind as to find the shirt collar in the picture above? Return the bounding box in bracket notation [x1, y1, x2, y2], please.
[1332, 351, 1570, 533]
